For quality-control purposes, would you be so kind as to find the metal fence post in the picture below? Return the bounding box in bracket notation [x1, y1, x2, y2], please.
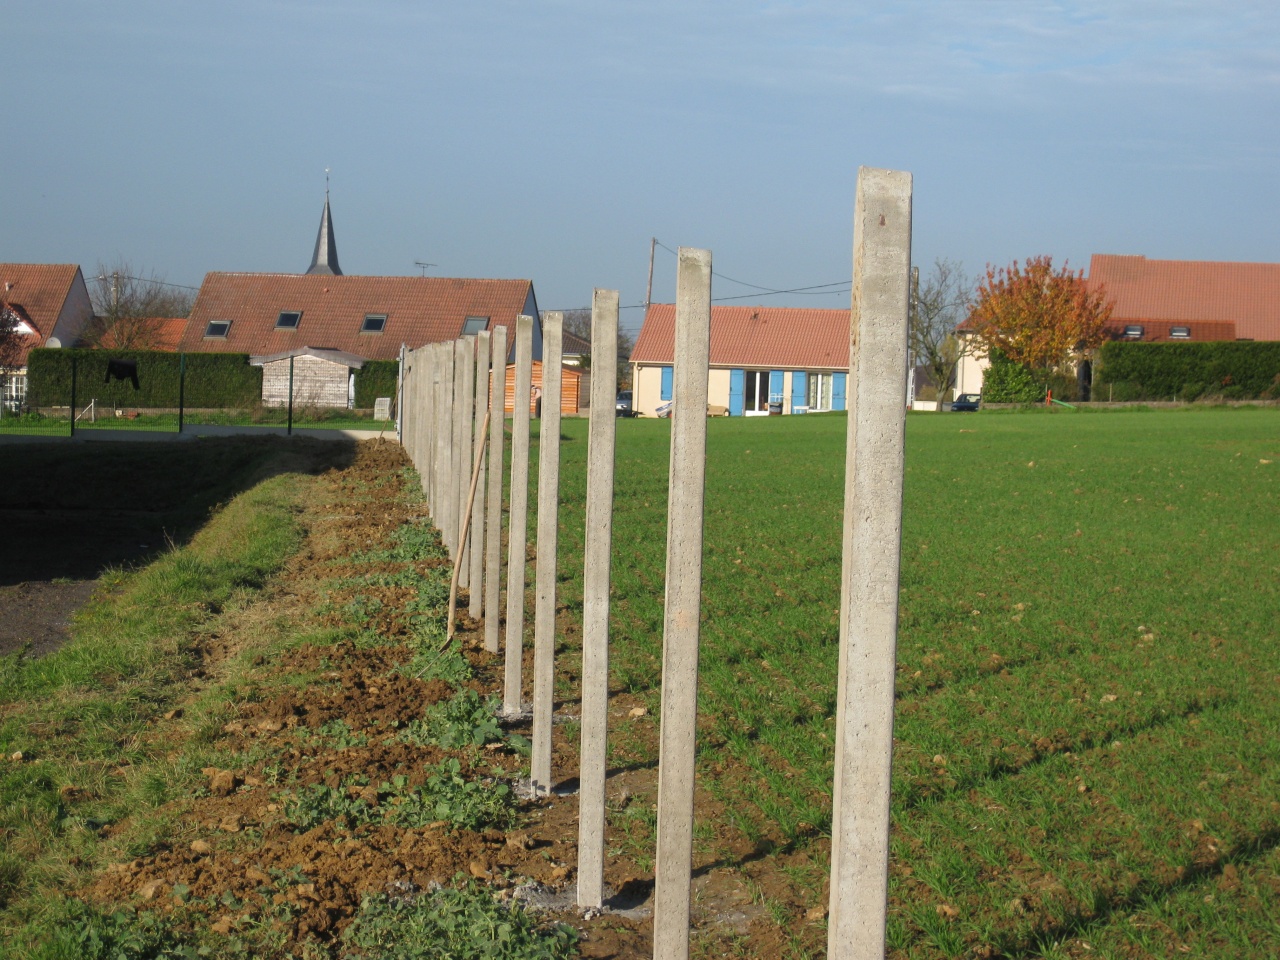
[70, 353, 77, 437]
[178, 353, 186, 433]
[287, 354, 295, 435]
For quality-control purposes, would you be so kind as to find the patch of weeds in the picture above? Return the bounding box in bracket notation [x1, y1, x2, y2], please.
[302, 719, 369, 750]
[343, 877, 577, 960]
[340, 595, 385, 627]
[282, 782, 374, 832]
[402, 641, 472, 686]
[386, 763, 516, 831]
[349, 520, 448, 565]
[399, 689, 505, 751]
[21, 896, 192, 960]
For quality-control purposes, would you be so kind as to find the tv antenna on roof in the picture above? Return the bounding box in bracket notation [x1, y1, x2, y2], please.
[414, 261, 436, 277]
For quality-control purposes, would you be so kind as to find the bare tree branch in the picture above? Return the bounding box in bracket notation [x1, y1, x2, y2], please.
[910, 258, 973, 408]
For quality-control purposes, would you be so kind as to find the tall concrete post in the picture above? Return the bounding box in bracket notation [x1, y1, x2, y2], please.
[484, 326, 509, 654]
[456, 338, 475, 583]
[652, 248, 712, 960]
[827, 167, 912, 960]
[531, 312, 564, 795]
[450, 340, 471, 560]
[503, 316, 535, 715]
[577, 289, 619, 908]
[434, 343, 454, 543]
[469, 330, 492, 618]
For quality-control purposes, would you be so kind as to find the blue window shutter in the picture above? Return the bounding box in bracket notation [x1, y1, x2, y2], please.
[660, 366, 673, 401]
[729, 369, 745, 416]
[769, 369, 784, 402]
[832, 372, 847, 411]
[791, 371, 807, 413]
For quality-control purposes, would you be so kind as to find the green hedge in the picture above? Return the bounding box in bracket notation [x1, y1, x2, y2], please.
[1096, 341, 1280, 401]
[354, 359, 400, 409]
[981, 349, 1045, 403]
[26, 349, 261, 408]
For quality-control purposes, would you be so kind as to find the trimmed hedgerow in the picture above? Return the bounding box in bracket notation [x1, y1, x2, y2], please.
[25, 349, 261, 408]
[354, 359, 399, 410]
[1096, 340, 1280, 401]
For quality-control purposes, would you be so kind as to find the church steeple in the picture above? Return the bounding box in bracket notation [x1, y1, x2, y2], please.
[306, 177, 342, 276]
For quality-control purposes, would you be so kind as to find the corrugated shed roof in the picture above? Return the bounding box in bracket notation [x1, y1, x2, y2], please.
[631, 304, 849, 369]
[179, 273, 534, 361]
[1088, 255, 1280, 340]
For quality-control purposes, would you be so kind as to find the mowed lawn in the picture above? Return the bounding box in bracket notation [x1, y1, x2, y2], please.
[549, 407, 1280, 958]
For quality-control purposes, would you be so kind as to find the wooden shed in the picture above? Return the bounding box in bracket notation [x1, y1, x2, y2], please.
[503, 361, 585, 416]
[250, 347, 365, 409]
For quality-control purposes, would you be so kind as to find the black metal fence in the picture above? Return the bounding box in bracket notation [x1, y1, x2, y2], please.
[1, 353, 396, 438]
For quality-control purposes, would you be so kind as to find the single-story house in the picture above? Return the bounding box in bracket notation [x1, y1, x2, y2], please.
[1, 263, 95, 410]
[629, 304, 849, 418]
[250, 346, 365, 409]
[954, 254, 1280, 396]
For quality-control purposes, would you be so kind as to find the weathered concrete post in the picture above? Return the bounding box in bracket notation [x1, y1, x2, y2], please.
[653, 248, 712, 960]
[434, 343, 454, 545]
[456, 338, 475, 583]
[484, 326, 509, 654]
[469, 330, 491, 618]
[451, 339, 471, 560]
[503, 316, 535, 714]
[531, 312, 564, 795]
[577, 289, 619, 908]
[827, 167, 912, 960]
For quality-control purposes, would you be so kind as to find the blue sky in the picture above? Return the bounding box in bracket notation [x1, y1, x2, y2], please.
[4, 1, 1277, 333]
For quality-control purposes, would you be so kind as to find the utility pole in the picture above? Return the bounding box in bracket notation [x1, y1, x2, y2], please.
[645, 237, 656, 309]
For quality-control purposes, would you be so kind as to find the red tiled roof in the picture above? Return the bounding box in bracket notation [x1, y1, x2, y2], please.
[1, 263, 84, 365]
[1088, 255, 1280, 341]
[630, 304, 849, 369]
[179, 273, 535, 361]
[96, 317, 189, 351]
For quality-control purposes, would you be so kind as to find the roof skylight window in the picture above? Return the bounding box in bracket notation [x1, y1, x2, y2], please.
[276, 311, 302, 329]
[204, 320, 231, 339]
[1123, 324, 1144, 339]
[461, 316, 489, 335]
[362, 314, 387, 333]
[1170, 326, 1190, 339]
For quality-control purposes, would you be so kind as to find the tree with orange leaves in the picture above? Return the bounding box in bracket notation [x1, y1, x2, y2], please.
[965, 256, 1112, 373]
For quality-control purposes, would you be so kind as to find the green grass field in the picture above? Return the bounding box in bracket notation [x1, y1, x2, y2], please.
[546, 407, 1280, 958]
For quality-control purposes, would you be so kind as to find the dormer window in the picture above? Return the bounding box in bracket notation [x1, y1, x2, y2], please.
[362, 314, 387, 333]
[204, 320, 231, 339]
[1170, 326, 1190, 339]
[461, 316, 489, 335]
[1123, 325, 1144, 339]
[276, 310, 302, 330]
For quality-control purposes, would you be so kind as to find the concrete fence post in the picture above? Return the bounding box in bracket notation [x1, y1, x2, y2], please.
[652, 248, 713, 960]
[450, 340, 470, 560]
[456, 338, 475, 583]
[504, 315, 535, 715]
[531, 312, 564, 795]
[469, 330, 491, 617]
[485, 325, 509, 654]
[827, 167, 912, 960]
[577, 288, 619, 908]
[434, 343, 453, 541]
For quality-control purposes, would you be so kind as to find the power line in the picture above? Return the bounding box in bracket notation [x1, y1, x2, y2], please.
[651, 237, 852, 303]
[96, 273, 200, 291]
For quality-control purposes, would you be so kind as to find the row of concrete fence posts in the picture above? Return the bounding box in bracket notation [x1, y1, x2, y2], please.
[468, 330, 491, 618]
[435, 342, 454, 552]
[576, 288, 620, 908]
[484, 325, 509, 654]
[652, 247, 714, 960]
[504, 315, 535, 715]
[827, 166, 912, 960]
[531, 312, 564, 795]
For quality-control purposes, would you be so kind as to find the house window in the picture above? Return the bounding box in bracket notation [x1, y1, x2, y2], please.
[2, 373, 26, 412]
[806, 373, 835, 412]
[362, 314, 387, 333]
[742, 370, 771, 413]
[461, 316, 489, 335]
[276, 311, 301, 330]
[204, 320, 231, 339]
[1123, 324, 1144, 339]
[1170, 326, 1191, 339]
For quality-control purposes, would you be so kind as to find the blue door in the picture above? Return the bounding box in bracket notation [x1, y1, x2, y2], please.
[832, 372, 847, 411]
[791, 371, 807, 413]
[729, 369, 745, 416]
[768, 369, 784, 402]
[660, 366, 673, 401]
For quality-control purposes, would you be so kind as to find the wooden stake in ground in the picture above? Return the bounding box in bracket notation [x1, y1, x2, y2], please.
[484, 325, 509, 655]
[652, 248, 712, 960]
[469, 330, 491, 618]
[531, 312, 563, 795]
[827, 167, 912, 960]
[503, 316, 535, 715]
[577, 288, 619, 908]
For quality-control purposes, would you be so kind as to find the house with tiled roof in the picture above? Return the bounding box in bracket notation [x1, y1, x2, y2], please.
[1, 263, 94, 410]
[954, 254, 1280, 397]
[630, 304, 849, 417]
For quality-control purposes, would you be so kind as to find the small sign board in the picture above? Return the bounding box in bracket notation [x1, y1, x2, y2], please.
[374, 397, 392, 421]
